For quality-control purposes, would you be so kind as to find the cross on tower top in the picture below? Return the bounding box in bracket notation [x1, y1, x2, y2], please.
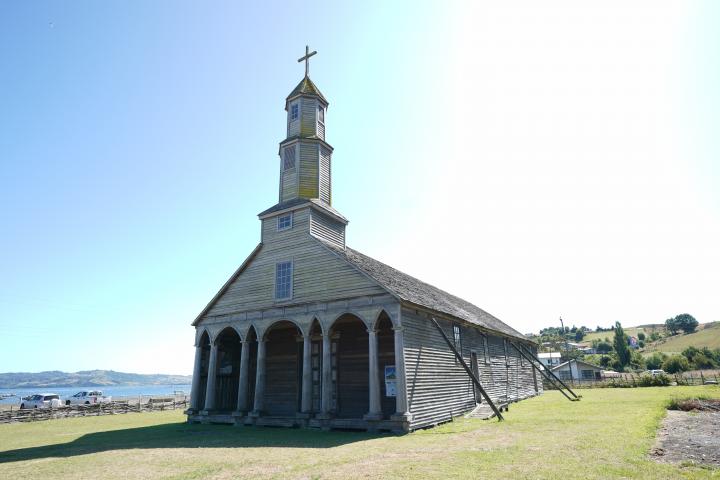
[297, 45, 317, 77]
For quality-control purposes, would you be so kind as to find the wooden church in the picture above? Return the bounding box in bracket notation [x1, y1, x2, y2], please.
[186, 48, 542, 432]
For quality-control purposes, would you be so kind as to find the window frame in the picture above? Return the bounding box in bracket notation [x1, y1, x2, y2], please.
[317, 105, 325, 124]
[283, 145, 296, 171]
[452, 323, 462, 353]
[482, 335, 490, 364]
[274, 260, 293, 301]
[277, 213, 293, 231]
[290, 102, 299, 121]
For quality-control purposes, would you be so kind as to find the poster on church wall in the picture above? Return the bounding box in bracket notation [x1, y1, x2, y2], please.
[384, 365, 396, 397]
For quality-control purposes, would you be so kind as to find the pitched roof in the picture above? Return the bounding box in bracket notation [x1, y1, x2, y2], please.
[319, 240, 528, 340]
[258, 198, 348, 223]
[551, 359, 604, 371]
[286, 76, 328, 104]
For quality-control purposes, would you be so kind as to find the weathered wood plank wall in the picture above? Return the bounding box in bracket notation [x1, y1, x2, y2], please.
[402, 308, 541, 430]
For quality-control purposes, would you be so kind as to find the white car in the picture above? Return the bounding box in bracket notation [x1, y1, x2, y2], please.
[65, 390, 112, 405]
[647, 369, 666, 376]
[20, 393, 61, 409]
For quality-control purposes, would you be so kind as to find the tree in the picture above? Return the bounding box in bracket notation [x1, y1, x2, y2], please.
[682, 346, 700, 362]
[574, 330, 585, 341]
[662, 355, 690, 374]
[665, 317, 679, 335]
[637, 332, 645, 341]
[596, 341, 612, 354]
[646, 352, 666, 370]
[613, 321, 631, 368]
[692, 354, 717, 370]
[674, 313, 699, 334]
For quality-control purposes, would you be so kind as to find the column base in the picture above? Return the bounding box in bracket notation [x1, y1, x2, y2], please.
[249, 411, 262, 418]
[314, 412, 333, 420]
[390, 412, 413, 422]
[363, 412, 383, 421]
[295, 412, 312, 419]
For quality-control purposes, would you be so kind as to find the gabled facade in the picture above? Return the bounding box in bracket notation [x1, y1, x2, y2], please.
[187, 55, 541, 432]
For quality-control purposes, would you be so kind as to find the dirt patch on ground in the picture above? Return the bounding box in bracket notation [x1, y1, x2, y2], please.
[651, 410, 720, 467]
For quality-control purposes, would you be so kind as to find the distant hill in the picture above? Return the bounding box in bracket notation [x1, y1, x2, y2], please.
[643, 321, 720, 355]
[0, 370, 192, 389]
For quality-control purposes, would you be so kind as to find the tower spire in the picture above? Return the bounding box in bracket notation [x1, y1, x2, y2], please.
[297, 45, 317, 77]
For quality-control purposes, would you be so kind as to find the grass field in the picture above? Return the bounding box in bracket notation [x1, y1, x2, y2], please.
[1, 387, 719, 479]
[582, 325, 664, 343]
[643, 322, 720, 355]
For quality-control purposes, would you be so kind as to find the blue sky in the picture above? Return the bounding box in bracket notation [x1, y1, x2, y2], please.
[1, 2, 718, 375]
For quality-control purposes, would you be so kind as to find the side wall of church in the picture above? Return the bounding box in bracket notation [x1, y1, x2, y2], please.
[201, 209, 384, 319]
[401, 308, 541, 430]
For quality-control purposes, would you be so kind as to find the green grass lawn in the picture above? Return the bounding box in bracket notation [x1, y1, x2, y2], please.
[1, 387, 719, 479]
[643, 322, 720, 355]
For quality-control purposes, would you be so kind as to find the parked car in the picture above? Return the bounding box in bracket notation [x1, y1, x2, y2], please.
[19, 393, 61, 409]
[647, 369, 666, 376]
[65, 390, 112, 405]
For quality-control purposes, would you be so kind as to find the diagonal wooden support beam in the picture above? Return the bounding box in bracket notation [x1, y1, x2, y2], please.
[430, 317, 504, 421]
[512, 342, 580, 401]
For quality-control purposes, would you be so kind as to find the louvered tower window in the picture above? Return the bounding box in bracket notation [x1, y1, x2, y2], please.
[283, 145, 296, 170]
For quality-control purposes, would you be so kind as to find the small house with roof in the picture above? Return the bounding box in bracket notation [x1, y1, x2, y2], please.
[186, 48, 542, 432]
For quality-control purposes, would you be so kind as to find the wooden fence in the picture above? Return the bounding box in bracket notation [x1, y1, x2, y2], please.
[543, 370, 720, 389]
[0, 396, 189, 424]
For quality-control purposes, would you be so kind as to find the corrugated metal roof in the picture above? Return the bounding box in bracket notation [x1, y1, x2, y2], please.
[286, 76, 328, 104]
[319, 239, 528, 340]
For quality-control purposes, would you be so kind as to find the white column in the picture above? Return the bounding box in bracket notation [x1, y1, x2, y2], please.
[203, 341, 219, 412]
[320, 332, 332, 416]
[301, 334, 312, 413]
[365, 329, 382, 419]
[189, 343, 204, 412]
[392, 326, 410, 418]
[252, 339, 266, 414]
[235, 340, 250, 413]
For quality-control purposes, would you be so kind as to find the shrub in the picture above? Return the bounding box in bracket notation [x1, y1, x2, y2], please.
[637, 332, 646, 341]
[637, 373, 671, 387]
[645, 352, 666, 370]
[691, 354, 717, 370]
[662, 355, 690, 374]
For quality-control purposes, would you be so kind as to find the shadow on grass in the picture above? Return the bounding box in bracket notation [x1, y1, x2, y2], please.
[0, 421, 382, 464]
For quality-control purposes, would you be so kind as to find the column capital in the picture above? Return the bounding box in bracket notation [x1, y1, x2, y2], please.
[392, 326, 405, 332]
[366, 328, 377, 335]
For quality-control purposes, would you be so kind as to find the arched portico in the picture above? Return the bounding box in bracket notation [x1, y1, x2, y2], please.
[212, 327, 241, 412]
[261, 320, 303, 416]
[189, 330, 210, 412]
[375, 311, 396, 418]
[330, 313, 369, 418]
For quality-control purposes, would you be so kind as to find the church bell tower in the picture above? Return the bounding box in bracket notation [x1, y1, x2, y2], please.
[278, 46, 333, 205]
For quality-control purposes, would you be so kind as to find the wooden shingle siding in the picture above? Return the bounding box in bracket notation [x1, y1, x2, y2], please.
[319, 147, 331, 204]
[280, 164, 298, 203]
[401, 308, 540, 430]
[203, 210, 383, 318]
[288, 101, 300, 137]
[300, 97, 317, 137]
[310, 210, 344, 248]
[299, 143, 319, 198]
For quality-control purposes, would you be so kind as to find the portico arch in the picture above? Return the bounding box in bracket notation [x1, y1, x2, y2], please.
[191, 330, 211, 411]
[213, 327, 241, 412]
[263, 320, 303, 416]
[330, 313, 369, 418]
[375, 311, 396, 417]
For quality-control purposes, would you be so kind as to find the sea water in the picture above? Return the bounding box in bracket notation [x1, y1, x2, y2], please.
[0, 384, 192, 404]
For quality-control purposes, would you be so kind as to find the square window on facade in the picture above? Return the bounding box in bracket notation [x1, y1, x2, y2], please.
[277, 213, 292, 231]
[275, 261, 292, 300]
[283, 145, 296, 170]
[291, 103, 299, 120]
